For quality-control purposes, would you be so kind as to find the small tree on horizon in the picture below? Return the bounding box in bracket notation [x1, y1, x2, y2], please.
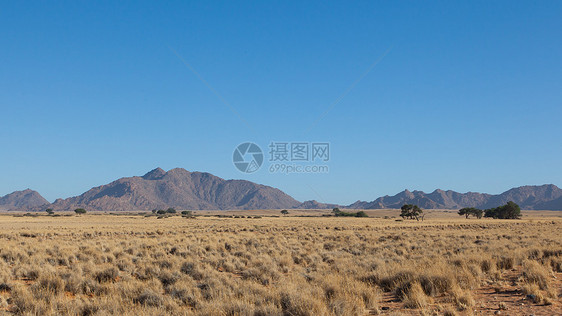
[458, 207, 483, 219]
[45, 208, 54, 215]
[281, 210, 289, 215]
[74, 208, 87, 215]
[474, 209, 483, 219]
[400, 204, 424, 221]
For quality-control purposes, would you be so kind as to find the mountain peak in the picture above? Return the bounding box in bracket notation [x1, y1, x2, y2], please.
[45, 168, 300, 211]
[167, 168, 189, 174]
[0, 189, 49, 210]
[142, 168, 167, 180]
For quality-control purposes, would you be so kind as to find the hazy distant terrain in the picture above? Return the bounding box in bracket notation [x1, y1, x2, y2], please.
[1, 168, 562, 211]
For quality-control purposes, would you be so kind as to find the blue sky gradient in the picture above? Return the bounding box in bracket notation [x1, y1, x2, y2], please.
[1, 1, 561, 204]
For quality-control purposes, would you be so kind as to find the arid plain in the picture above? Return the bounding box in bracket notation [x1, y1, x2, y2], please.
[0, 210, 560, 316]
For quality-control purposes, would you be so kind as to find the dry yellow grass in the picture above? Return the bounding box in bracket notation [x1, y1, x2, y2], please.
[0, 212, 560, 315]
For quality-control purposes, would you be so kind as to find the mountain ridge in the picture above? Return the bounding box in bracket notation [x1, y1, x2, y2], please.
[40, 168, 302, 211]
[349, 184, 562, 210]
[1, 169, 561, 211]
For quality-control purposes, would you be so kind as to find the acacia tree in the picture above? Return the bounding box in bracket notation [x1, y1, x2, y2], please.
[474, 209, 483, 219]
[74, 208, 87, 214]
[458, 207, 483, 219]
[400, 204, 424, 221]
[281, 210, 289, 215]
[485, 201, 521, 219]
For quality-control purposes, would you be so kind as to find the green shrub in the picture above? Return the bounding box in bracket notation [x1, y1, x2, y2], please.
[355, 211, 368, 217]
[332, 209, 369, 218]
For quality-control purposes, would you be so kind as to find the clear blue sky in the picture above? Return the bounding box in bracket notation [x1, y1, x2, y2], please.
[1, 1, 561, 204]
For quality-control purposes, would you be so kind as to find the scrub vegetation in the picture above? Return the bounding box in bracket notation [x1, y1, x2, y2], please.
[0, 212, 560, 315]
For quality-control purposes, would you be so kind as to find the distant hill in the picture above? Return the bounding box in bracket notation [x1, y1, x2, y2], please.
[44, 168, 301, 211]
[296, 200, 340, 210]
[0, 189, 49, 210]
[349, 184, 562, 210]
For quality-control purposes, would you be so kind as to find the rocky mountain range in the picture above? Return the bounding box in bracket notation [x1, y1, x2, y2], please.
[1, 168, 561, 211]
[349, 184, 562, 210]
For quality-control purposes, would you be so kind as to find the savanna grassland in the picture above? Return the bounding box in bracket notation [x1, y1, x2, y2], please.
[0, 211, 561, 316]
